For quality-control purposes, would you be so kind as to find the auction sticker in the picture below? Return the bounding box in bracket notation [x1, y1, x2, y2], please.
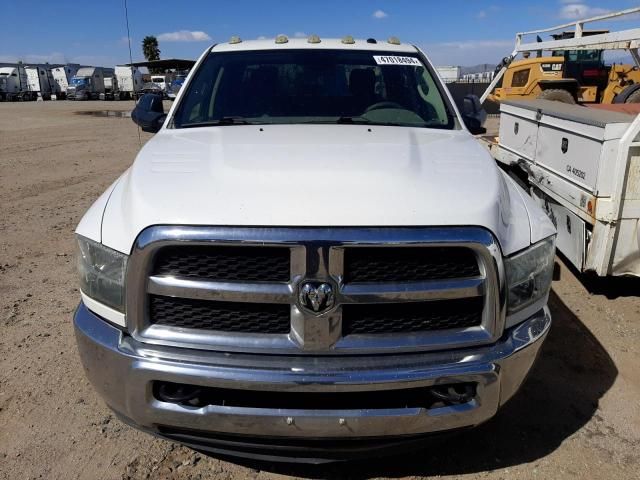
[373, 55, 421, 66]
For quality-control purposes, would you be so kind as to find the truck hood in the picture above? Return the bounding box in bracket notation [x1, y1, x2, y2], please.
[99, 124, 540, 255]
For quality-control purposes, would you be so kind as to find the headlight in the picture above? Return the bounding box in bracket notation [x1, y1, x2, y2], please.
[76, 235, 127, 312]
[505, 236, 555, 313]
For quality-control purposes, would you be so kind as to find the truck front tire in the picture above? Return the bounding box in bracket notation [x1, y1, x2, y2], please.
[624, 89, 640, 103]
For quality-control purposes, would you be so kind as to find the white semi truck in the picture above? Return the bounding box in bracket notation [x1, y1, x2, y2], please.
[101, 68, 118, 100]
[149, 73, 175, 97]
[0, 65, 28, 101]
[74, 36, 556, 463]
[67, 67, 105, 100]
[0, 65, 52, 101]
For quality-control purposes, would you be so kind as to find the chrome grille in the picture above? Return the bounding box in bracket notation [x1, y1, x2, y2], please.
[127, 226, 505, 355]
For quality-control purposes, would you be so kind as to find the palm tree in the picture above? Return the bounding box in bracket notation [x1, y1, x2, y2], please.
[142, 36, 160, 62]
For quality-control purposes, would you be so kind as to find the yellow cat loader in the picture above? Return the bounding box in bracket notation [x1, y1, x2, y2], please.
[481, 7, 640, 105]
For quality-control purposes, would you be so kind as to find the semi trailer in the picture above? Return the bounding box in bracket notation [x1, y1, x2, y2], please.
[24, 66, 53, 100]
[115, 65, 144, 99]
[51, 64, 81, 99]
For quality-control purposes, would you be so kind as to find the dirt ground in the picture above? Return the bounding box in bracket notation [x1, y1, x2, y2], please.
[0, 101, 639, 480]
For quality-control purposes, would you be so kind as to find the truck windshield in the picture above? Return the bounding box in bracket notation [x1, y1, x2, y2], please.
[173, 49, 455, 129]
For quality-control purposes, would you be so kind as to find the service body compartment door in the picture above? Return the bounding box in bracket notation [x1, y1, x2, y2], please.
[498, 104, 539, 161]
[532, 188, 586, 272]
[535, 125, 603, 194]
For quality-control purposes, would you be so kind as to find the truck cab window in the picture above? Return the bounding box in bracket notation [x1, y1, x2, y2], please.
[512, 69, 530, 87]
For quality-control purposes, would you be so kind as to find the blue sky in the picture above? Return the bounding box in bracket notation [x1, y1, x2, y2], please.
[0, 0, 637, 67]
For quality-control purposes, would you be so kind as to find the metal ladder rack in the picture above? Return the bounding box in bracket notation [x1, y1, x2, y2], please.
[481, 7, 640, 103]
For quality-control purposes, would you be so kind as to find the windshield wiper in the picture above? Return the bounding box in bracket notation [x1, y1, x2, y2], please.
[181, 117, 254, 128]
[336, 117, 433, 128]
[335, 116, 373, 124]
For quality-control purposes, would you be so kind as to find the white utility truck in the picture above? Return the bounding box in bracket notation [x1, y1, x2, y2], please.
[51, 64, 81, 99]
[115, 65, 144, 99]
[74, 36, 556, 463]
[483, 7, 640, 276]
[149, 73, 174, 96]
[493, 100, 640, 276]
[67, 67, 105, 100]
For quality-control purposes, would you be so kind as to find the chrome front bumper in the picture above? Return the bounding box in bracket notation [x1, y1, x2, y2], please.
[74, 303, 550, 460]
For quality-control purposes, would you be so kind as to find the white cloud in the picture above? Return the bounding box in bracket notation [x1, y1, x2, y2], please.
[439, 40, 513, 49]
[157, 30, 212, 42]
[477, 10, 487, 19]
[372, 9, 388, 19]
[293, 31, 307, 38]
[558, 3, 609, 19]
[0, 52, 67, 64]
[0, 52, 119, 66]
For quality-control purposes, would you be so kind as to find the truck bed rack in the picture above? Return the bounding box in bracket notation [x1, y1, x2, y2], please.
[481, 7, 640, 103]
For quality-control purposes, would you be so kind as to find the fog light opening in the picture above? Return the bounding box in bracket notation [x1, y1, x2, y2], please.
[156, 382, 202, 404]
[430, 384, 476, 405]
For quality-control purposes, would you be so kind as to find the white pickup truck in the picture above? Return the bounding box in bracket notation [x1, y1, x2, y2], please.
[74, 36, 555, 463]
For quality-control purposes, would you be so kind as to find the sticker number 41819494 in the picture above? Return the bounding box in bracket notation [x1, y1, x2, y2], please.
[373, 56, 421, 66]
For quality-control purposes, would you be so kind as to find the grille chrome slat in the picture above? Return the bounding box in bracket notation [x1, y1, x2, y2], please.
[148, 276, 293, 304]
[126, 226, 505, 355]
[340, 277, 485, 304]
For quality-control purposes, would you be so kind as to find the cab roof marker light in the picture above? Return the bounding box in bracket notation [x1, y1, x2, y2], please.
[341, 35, 355, 45]
[308, 34, 321, 44]
[229, 36, 242, 44]
[275, 34, 289, 44]
[388, 36, 401, 45]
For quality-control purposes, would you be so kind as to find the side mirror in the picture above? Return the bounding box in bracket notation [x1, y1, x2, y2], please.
[131, 93, 166, 133]
[461, 94, 487, 135]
